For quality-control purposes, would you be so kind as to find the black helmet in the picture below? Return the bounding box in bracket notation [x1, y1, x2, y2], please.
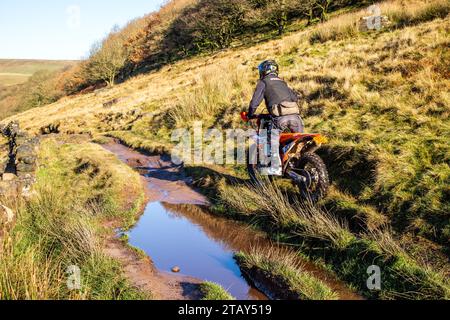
[258, 60, 279, 79]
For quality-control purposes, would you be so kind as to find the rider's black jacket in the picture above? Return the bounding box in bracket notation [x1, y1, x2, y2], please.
[248, 73, 298, 118]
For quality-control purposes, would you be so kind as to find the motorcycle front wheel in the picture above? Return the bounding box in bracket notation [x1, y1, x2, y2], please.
[292, 152, 330, 203]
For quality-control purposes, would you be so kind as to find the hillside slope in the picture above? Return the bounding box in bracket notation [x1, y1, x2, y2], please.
[0, 59, 76, 87]
[2, 0, 449, 299]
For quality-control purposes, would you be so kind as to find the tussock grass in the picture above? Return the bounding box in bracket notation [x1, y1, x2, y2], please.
[0, 138, 145, 299]
[384, 0, 450, 27]
[200, 282, 235, 300]
[219, 179, 354, 250]
[236, 247, 338, 300]
[309, 9, 363, 44]
[322, 188, 388, 232]
[168, 63, 252, 126]
[218, 179, 449, 299]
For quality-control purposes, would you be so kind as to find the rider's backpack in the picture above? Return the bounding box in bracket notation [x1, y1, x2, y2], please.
[269, 101, 300, 117]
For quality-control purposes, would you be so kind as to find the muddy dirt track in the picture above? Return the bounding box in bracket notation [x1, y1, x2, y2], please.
[102, 142, 362, 300]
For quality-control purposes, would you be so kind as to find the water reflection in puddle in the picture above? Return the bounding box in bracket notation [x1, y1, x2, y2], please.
[127, 202, 267, 300]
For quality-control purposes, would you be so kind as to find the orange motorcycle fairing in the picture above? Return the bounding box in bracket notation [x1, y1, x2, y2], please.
[279, 133, 322, 146]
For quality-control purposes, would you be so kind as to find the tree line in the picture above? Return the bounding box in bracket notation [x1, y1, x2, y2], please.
[78, 0, 374, 89]
[63, 0, 376, 90]
[162, 0, 373, 57]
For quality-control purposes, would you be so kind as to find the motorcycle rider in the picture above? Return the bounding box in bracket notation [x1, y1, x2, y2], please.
[247, 60, 304, 176]
[247, 60, 304, 133]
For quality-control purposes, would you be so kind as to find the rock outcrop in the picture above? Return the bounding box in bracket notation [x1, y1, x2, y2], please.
[359, 15, 391, 32]
[0, 121, 39, 197]
[0, 204, 14, 225]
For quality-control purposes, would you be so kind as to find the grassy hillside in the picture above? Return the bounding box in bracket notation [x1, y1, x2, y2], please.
[2, 0, 449, 299]
[0, 59, 76, 87]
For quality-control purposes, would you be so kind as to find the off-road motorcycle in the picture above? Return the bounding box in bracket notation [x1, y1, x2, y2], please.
[241, 112, 330, 203]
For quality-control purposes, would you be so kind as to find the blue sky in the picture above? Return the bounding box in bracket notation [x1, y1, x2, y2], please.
[0, 0, 166, 60]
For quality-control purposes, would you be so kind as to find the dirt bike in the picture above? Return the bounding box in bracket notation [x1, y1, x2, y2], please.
[241, 111, 330, 203]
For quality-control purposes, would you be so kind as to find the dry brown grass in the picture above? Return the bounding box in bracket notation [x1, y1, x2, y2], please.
[0, 235, 64, 300]
[309, 0, 450, 43]
[219, 179, 355, 249]
[168, 64, 244, 125]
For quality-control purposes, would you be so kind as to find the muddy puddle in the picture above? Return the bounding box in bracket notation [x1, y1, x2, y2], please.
[103, 142, 361, 300]
[128, 202, 267, 300]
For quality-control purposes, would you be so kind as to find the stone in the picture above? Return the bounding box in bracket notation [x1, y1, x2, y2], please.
[0, 204, 14, 224]
[29, 137, 40, 146]
[19, 156, 37, 165]
[16, 163, 36, 173]
[0, 123, 6, 135]
[2, 173, 16, 181]
[17, 172, 34, 180]
[16, 130, 29, 138]
[15, 137, 31, 146]
[0, 181, 18, 197]
[171, 266, 181, 273]
[359, 15, 390, 32]
[15, 144, 35, 159]
[4, 121, 20, 137]
[39, 122, 60, 135]
[22, 188, 38, 198]
[103, 98, 122, 108]
[0, 157, 8, 173]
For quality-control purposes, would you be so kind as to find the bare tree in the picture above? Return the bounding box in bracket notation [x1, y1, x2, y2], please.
[306, 0, 336, 24]
[84, 27, 129, 87]
[247, 0, 305, 35]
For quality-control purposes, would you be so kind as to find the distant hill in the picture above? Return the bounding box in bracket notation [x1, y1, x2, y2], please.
[0, 59, 77, 87]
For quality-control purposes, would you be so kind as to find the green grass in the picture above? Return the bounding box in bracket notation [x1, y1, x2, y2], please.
[95, 13, 450, 299]
[115, 12, 450, 249]
[182, 166, 449, 299]
[235, 249, 338, 300]
[200, 282, 235, 300]
[231, 184, 450, 299]
[0, 138, 146, 299]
